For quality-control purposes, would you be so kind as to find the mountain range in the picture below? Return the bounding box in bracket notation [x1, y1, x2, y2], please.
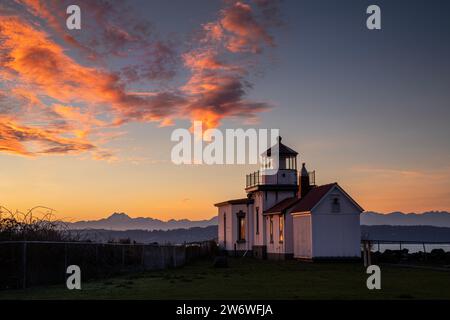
[360, 211, 450, 227]
[67, 212, 218, 231]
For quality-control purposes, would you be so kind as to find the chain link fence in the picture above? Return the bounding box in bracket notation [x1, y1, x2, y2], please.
[0, 240, 216, 289]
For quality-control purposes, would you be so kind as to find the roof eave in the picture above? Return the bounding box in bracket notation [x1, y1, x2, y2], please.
[291, 211, 312, 216]
[263, 211, 283, 216]
[214, 199, 254, 207]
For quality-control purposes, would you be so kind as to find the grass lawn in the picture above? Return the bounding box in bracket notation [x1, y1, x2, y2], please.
[1, 257, 449, 300]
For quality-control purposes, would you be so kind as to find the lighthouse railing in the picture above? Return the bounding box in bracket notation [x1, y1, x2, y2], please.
[246, 170, 261, 188]
[246, 169, 300, 188]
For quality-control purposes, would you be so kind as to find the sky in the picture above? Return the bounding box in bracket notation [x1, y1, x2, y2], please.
[0, 0, 449, 221]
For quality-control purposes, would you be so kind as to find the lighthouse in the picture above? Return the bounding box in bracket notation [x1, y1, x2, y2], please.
[214, 136, 363, 260]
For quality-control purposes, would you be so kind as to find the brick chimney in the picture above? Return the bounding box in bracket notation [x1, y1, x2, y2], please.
[299, 162, 311, 198]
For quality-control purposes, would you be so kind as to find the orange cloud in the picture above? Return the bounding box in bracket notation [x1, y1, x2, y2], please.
[189, 110, 223, 131]
[0, 16, 183, 156]
[220, 1, 274, 53]
[180, 1, 278, 128]
[1, 17, 116, 103]
[183, 49, 232, 72]
[0, 0, 281, 158]
[51, 104, 106, 138]
[0, 115, 94, 156]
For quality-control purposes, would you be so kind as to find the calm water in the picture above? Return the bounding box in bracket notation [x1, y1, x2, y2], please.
[369, 243, 450, 253]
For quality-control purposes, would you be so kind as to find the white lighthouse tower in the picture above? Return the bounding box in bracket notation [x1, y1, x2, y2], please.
[245, 136, 312, 258]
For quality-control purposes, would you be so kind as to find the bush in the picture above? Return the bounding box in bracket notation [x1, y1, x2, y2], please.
[0, 206, 73, 242]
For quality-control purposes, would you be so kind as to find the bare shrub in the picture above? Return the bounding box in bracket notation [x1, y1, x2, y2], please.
[0, 206, 76, 241]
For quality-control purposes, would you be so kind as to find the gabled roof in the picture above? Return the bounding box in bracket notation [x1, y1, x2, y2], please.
[214, 198, 254, 207]
[291, 183, 364, 213]
[264, 197, 301, 215]
[291, 183, 336, 213]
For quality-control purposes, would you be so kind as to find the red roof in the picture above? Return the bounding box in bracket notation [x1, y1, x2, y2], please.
[264, 197, 301, 215]
[290, 183, 337, 213]
[264, 183, 338, 215]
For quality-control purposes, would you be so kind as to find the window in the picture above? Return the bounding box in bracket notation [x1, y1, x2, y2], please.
[285, 156, 297, 170]
[269, 216, 274, 243]
[332, 197, 341, 213]
[238, 217, 245, 241]
[279, 215, 284, 243]
[237, 211, 246, 242]
[255, 207, 259, 235]
[223, 213, 226, 245]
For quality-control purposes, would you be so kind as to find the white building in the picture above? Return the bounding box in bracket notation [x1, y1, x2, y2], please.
[214, 137, 363, 260]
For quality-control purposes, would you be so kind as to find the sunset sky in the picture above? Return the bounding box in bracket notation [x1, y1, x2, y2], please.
[1, 0, 449, 221]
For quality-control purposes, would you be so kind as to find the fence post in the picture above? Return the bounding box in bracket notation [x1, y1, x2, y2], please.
[141, 245, 145, 271]
[423, 243, 427, 261]
[122, 245, 125, 268]
[362, 241, 372, 267]
[64, 243, 68, 281]
[362, 241, 367, 267]
[22, 242, 27, 289]
[161, 246, 165, 269]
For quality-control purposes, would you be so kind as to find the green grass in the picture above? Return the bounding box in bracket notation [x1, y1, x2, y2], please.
[1, 257, 449, 300]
